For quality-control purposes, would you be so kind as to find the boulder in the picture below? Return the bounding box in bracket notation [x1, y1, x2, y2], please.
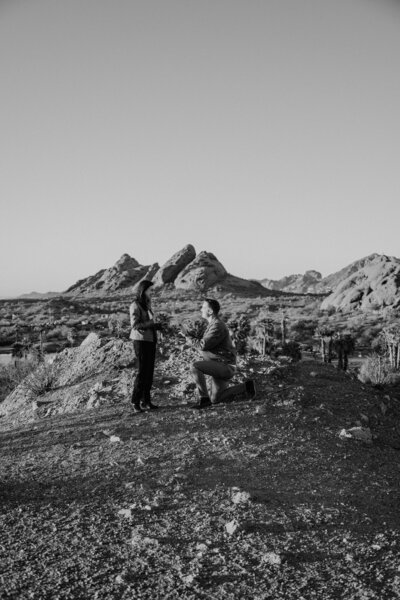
[321, 254, 400, 310]
[140, 262, 160, 282]
[152, 244, 196, 287]
[175, 251, 227, 291]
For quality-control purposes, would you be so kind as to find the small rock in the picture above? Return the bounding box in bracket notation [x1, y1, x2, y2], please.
[310, 372, 317, 377]
[231, 488, 251, 505]
[348, 427, 372, 444]
[225, 519, 239, 535]
[262, 552, 281, 566]
[339, 428, 352, 440]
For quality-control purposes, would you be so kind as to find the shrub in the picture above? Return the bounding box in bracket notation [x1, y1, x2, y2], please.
[358, 354, 400, 386]
[181, 319, 207, 340]
[280, 341, 302, 361]
[21, 362, 57, 397]
[0, 361, 39, 401]
[108, 314, 130, 339]
[228, 316, 251, 355]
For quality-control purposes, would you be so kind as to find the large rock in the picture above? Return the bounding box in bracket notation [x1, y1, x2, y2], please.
[140, 263, 160, 282]
[175, 251, 227, 291]
[65, 254, 154, 296]
[152, 244, 196, 287]
[321, 254, 400, 310]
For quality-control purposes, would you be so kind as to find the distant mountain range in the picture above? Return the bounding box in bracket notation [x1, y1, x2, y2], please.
[15, 248, 400, 311]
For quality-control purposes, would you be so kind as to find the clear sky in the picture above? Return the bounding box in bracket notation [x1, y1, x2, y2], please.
[1, 0, 400, 296]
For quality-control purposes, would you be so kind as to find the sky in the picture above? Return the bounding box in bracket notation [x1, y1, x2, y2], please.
[1, 0, 400, 296]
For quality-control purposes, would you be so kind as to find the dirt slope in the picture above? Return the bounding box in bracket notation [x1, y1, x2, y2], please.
[1, 360, 400, 599]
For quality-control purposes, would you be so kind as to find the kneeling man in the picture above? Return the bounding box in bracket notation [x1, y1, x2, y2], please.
[190, 298, 255, 409]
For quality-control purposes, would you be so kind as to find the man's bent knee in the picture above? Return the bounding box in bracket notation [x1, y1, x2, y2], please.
[191, 362, 201, 375]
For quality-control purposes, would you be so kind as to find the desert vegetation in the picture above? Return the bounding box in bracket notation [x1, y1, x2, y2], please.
[1, 287, 400, 598]
[1, 290, 400, 400]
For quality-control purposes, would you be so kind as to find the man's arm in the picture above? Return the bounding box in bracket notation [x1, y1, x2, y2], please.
[199, 320, 226, 351]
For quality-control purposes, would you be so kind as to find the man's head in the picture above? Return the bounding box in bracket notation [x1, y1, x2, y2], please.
[201, 298, 220, 320]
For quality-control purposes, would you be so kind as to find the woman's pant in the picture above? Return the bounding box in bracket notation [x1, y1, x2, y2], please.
[131, 341, 156, 406]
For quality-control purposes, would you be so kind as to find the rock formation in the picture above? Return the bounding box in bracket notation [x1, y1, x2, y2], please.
[175, 251, 228, 291]
[152, 244, 196, 287]
[65, 254, 158, 296]
[261, 270, 323, 294]
[321, 254, 400, 311]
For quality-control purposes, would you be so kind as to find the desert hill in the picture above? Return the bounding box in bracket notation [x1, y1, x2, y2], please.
[260, 270, 324, 294]
[321, 254, 400, 310]
[64, 245, 270, 297]
[261, 253, 400, 310]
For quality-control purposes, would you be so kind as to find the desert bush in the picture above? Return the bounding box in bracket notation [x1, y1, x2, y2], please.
[280, 341, 302, 361]
[228, 316, 251, 355]
[181, 319, 207, 340]
[358, 354, 400, 386]
[252, 318, 275, 355]
[290, 319, 318, 344]
[21, 362, 57, 397]
[107, 313, 130, 339]
[0, 360, 39, 401]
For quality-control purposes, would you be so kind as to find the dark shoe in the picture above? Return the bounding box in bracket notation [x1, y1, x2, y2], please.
[192, 396, 212, 409]
[245, 380, 256, 399]
[140, 401, 159, 410]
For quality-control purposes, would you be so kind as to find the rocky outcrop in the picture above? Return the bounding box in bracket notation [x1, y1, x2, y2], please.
[261, 270, 323, 294]
[321, 254, 400, 310]
[140, 263, 160, 283]
[0, 334, 136, 422]
[175, 251, 228, 291]
[152, 244, 196, 287]
[65, 254, 156, 296]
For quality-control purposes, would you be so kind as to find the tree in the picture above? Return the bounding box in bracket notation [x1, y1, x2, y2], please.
[381, 325, 400, 370]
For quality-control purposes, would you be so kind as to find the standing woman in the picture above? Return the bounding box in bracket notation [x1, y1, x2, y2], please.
[129, 279, 162, 412]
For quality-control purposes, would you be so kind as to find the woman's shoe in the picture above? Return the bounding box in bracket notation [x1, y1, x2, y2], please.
[131, 404, 144, 413]
[140, 401, 159, 410]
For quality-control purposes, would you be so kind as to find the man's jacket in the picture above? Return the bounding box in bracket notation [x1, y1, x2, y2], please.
[198, 317, 236, 365]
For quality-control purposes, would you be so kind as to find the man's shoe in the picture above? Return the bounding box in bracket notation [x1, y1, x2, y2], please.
[140, 401, 159, 410]
[192, 396, 212, 409]
[131, 404, 144, 413]
[245, 380, 256, 399]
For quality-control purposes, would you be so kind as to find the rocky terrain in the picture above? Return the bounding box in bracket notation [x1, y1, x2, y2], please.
[1, 345, 400, 599]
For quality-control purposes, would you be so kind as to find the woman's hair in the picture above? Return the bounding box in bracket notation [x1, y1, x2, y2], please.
[134, 279, 154, 309]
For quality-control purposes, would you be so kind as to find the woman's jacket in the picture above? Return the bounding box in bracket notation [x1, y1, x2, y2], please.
[129, 300, 157, 342]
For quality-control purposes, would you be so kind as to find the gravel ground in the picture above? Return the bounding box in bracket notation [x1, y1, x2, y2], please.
[1, 359, 400, 599]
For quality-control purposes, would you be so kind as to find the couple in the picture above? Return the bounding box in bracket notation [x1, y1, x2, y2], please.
[129, 279, 255, 413]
